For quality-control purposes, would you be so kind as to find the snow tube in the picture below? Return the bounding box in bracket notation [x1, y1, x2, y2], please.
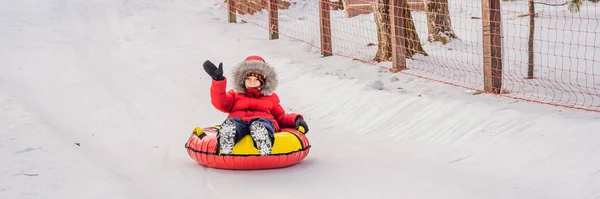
[185, 125, 311, 170]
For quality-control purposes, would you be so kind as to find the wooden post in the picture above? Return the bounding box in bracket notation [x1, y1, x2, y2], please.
[319, 0, 333, 56]
[389, 0, 407, 72]
[527, 0, 535, 79]
[268, 0, 279, 40]
[481, 0, 503, 93]
[228, 0, 236, 23]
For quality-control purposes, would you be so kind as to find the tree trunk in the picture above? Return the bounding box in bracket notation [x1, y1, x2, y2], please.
[373, 0, 426, 62]
[373, 0, 392, 61]
[425, 0, 457, 44]
[402, 0, 427, 57]
[527, 0, 535, 79]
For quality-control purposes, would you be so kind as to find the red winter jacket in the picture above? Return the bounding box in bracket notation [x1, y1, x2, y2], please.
[210, 78, 302, 132]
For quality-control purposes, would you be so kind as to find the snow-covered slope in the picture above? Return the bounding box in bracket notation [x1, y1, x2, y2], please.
[1, 0, 599, 198]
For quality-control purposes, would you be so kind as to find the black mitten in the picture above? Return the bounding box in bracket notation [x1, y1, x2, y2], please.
[203, 60, 224, 81]
[294, 117, 309, 134]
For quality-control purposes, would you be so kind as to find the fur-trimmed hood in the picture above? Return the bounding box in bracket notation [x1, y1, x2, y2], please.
[231, 59, 278, 96]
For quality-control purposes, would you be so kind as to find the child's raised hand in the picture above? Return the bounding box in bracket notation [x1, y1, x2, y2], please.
[203, 60, 225, 80]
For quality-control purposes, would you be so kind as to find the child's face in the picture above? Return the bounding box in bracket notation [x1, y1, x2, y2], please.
[245, 76, 261, 88]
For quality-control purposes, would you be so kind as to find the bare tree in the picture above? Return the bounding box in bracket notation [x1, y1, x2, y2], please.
[527, 0, 535, 78]
[372, 0, 427, 62]
[424, 0, 457, 44]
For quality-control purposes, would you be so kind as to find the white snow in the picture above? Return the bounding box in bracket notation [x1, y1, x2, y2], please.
[1, 0, 600, 198]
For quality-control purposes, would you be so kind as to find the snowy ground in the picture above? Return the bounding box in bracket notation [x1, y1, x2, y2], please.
[2, 0, 600, 198]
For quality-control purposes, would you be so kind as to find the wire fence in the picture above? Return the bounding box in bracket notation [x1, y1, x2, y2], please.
[217, 0, 600, 112]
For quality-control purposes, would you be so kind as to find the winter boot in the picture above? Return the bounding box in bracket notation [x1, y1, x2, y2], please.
[250, 121, 273, 155]
[217, 119, 236, 154]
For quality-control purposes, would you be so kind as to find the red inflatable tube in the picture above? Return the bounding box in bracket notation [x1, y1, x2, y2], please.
[185, 126, 311, 170]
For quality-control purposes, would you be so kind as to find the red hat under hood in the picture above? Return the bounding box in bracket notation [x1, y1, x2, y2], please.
[231, 55, 278, 96]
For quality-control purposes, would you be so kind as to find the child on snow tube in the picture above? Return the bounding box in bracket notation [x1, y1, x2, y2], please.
[202, 55, 309, 156]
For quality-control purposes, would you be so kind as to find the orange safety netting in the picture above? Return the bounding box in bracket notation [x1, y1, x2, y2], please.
[217, 0, 600, 112]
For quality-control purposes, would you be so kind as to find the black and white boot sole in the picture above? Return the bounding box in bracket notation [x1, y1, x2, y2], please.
[250, 121, 272, 156]
[217, 119, 236, 155]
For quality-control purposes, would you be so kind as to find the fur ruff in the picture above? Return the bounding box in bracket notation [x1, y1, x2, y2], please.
[231, 60, 278, 96]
